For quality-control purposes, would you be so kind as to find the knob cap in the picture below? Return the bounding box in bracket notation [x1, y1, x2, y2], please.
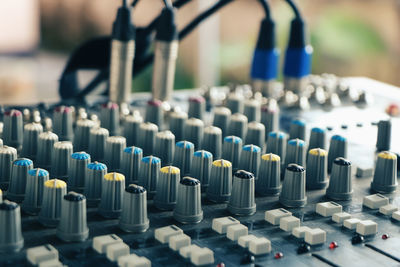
[309, 127, 326, 150]
[36, 131, 58, 170]
[155, 131, 175, 165]
[243, 99, 261, 122]
[0, 146, 17, 189]
[100, 102, 120, 136]
[169, 110, 188, 142]
[285, 139, 307, 168]
[105, 136, 126, 172]
[266, 131, 287, 165]
[279, 164, 307, 207]
[212, 107, 231, 136]
[173, 141, 194, 176]
[88, 127, 109, 162]
[228, 113, 248, 140]
[226, 92, 244, 114]
[84, 162, 107, 206]
[68, 152, 91, 192]
[119, 184, 149, 233]
[228, 170, 256, 216]
[371, 151, 397, 193]
[222, 136, 242, 169]
[139, 122, 158, 156]
[22, 123, 43, 160]
[183, 118, 204, 150]
[121, 146, 143, 185]
[245, 121, 265, 149]
[239, 145, 261, 179]
[7, 158, 34, 203]
[256, 153, 281, 196]
[154, 166, 180, 210]
[190, 150, 213, 189]
[123, 111, 143, 147]
[188, 96, 206, 120]
[22, 168, 49, 215]
[53, 106, 73, 141]
[99, 172, 125, 218]
[56, 192, 89, 242]
[51, 141, 73, 180]
[202, 126, 222, 159]
[326, 157, 353, 200]
[0, 200, 24, 252]
[206, 159, 232, 203]
[3, 109, 23, 150]
[306, 148, 328, 190]
[174, 177, 203, 224]
[289, 119, 306, 140]
[38, 179, 67, 227]
[376, 120, 391, 152]
[73, 119, 95, 151]
[327, 135, 348, 173]
[138, 156, 161, 198]
[261, 100, 279, 134]
[145, 99, 164, 127]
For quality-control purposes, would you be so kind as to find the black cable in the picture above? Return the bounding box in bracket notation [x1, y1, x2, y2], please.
[285, 0, 301, 18]
[162, 0, 172, 8]
[131, 0, 140, 7]
[258, 0, 270, 18]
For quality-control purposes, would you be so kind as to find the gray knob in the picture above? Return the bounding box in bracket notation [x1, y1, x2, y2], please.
[371, 151, 397, 193]
[121, 146, 143, 185]
[0, 146, 17, 189]
[306, 148, 328, 190]
[168, 110, 187, 142]
[226, 92, 244, 114]
[245, 121, 265, 149]
[100, 102, 120, 136]
[256, 153, 281, 196]
[68, 152, 91, 192]
[138, 156, 161, 198]
[105, 136, 126, 172]
[206, 159, 232, 203]
[174, 177, 203, 224]
[36, 131, 58, 169]
[289, 119, 306, 140]
[326, 157, 353, 200]
[243, 99, 261, 122]
[228, 113, 248, 140]
[51, 141, 73, 180]
[7, 158, 33, 203]
[22, 123, 43, 160]
[212, 107, 231, 136]
[99, 172, 125, 218]
[119, 184, 149, 233]
[123, 111, 143, 147]
[22, 168, 49, 215]
[154, 166, 180, 210]
[376, 120, 391, 152]
[327, 135, 348, 173]
[261, 101, 279, 134]
[88, 127, 109, 162]
[285, 139, 307, 168]
[56, 192, 89, 242]
[228, 170, 256, 216]
[145, 99, 164, 127]
[53, 106, 73, 141]
[279, 164, 307, 207]
[191, 150, 213, 189]
[73, 119, 95, 151]
[173, 141, 194, 176]
[309, 127, 326, 150]
[38, 179, 67, 227]
[266, 131, 287, 165]
[222, 136, 242, 169]
[188, 96, 206, 120]
[239, 145, 261, 179]
[139, 122, 158, 156]
[202, 126, 222, 159]
[0, 200, 24, 252]
[183, 118, 204, 150]
[84, 162, 107, 206]
[155, 130, 175, 165]
[3, 109, 23, 150]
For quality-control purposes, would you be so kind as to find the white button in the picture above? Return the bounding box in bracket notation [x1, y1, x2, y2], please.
[316, 202, 342, 217]
[265, 208, 292, 225]
[363, 194, 389, 209]
[190, 247, 214, 266]
[332, 212, 351, 224]
[379, 204, 398, 216]
[279, 216, 300, 232]
[179, 244, 201, 259]
[212, 216, 240, 234]
[392, 211, 400, 221]
[238, 235, 257, 248]
[356, 220, 377, 236]
[248, 237, 271, 255]
[106, 242, 130, 262]
[292, 226, 311, 238]
[38, 259, 63, 267]
[93, 234, 123, 253]
[169, 234, 191, 251]
[154, 225, 183, 244]
[226, 224, 248, 241]
[118, 254, 151, 267]
[343, 218, 361, 230]
[304, 228, 326, 245]
[27, 244, 59, 265]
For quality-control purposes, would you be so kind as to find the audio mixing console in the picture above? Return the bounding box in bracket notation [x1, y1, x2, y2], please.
[0, 75, 399, 267]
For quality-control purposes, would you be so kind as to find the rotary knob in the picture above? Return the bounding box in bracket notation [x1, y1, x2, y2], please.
[168, 110, 188, 142]
[119, 184, 149, 233]
[84, 162, 107, 206]
[228, 170, 256, 216]
[36, 131, 58, 170]
[154, 166, 180, 210]
[376, 120, 391, 152]
[123, 111, 143, 147]
[327, 135, 348, 173]
[266, 131, 287, 165]
[228, 113, 248, 140]
[88, 127, 109, 162]
[22, 123, 43, 160]
[206, 159, 232, 203]
[202, 126, 222, 159]
[173, 141, 194, 176]
[371, 151, 397, 193]
[105, 136, 126, 172]
[226, 92, 244, 114]
[326, 157, 353, 200]
[68, 152, 91, 192]
[173, 177, 203, 224]
[121, 146, 143, 185]
[279, 164, 307, 208]
[139, 122, 158, 156]
[190, 150, 213, 189]
[0, 146, 17, 189]
[145, 99, 164, 127]
[243, 98, 261, 122]
[256, 153, 281, 196]
[306, 148, 328, 190]
[285, 139, 307, 168]
[222, 136, 242, 169]
[3, 109, 23, 150]
[155, 131, 175, 165]
[183, 118, 204, 150]
[38, 179, 67, 227]
[22, 168, 49, 215]
[7, 158, 34, 203]
[53, 106, 73, 141]
[261, 100, 279, 134]
[100, 102, 120, 136]
[99, 172, 125, 218]
[188, 96, 206, 120]
[0, 200, 24, 252]
[245, 121, 265, 149]
[51, 141, 73, 180]
[138, 156, 161, 198]
[212, 106, 231, 136]
[73, 118, 95, 151]
[289, 119, 306, 140]
[309, 127, 326, 150]
[239, 145, 261, 179]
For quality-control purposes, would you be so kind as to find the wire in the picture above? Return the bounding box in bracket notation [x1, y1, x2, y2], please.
[285, 0, 301, 18]
[131, 0, 140, 7]
[258, 0, 270, 18]
[162, 0, 172, 8]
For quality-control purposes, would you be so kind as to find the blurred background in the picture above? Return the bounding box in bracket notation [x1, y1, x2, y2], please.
[0, 0, 399, 104]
